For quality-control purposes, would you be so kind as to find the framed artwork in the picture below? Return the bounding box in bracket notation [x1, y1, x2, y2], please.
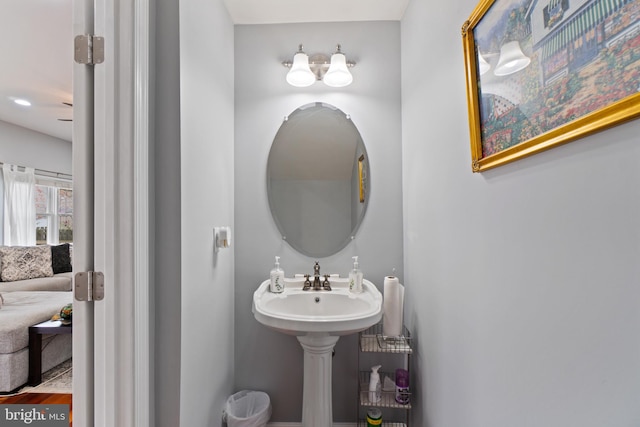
[358, 154, 366, 203]
[462, 0, 640, 172]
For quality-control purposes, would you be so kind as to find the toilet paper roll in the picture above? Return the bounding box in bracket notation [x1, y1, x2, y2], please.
[383, 276, 404, 337]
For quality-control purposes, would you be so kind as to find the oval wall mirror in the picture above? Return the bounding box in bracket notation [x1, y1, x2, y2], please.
[267, 102, 370, 258]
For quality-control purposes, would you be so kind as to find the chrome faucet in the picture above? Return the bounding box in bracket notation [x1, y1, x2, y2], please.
[322, 274, 331, 291]
[303, 262, 331, 291]
[312, 262, 322, 290]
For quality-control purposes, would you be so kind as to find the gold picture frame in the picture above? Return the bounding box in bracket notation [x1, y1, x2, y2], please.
[358, 154, 366, 203]
[462, 0, 640, 172]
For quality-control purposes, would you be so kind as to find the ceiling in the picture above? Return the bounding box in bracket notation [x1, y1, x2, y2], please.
[0, 0, 408, 144]
[223, 0, 409, 24]
[1, 0, 73, 142]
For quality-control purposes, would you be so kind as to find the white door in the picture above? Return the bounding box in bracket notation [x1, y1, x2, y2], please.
[72, 0, 150, 425]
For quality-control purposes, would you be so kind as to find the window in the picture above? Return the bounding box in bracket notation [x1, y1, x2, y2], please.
[35, 185, 73, 245]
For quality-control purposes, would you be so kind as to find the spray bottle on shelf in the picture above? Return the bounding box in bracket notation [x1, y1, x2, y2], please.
[270, 256, 284, 293]
[368, 365, 382, 403]
[395, 368, 410, 404]
[349, 256, 363, 293]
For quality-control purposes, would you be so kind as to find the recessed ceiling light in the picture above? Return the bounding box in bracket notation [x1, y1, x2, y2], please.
[14, 99, 31, 107]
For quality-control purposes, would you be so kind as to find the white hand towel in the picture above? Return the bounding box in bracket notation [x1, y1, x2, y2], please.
[383, 276, 404, 337]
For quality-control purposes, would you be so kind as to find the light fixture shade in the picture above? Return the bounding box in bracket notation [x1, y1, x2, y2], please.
[494, 41, 531, 76]
[286, 52, 316, 87]
[477, 53, 490, 75]
[323, 52, 353, 88]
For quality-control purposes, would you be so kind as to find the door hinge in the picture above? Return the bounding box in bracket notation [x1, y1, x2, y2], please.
[74, 35, 104, 65]
[74, 271, 105, 301]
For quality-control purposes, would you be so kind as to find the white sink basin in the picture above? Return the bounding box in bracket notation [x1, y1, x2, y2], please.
[252, 277, 383, 336]
[253, 276, 383, 426]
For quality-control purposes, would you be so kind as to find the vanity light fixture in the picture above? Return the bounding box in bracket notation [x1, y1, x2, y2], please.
[285, 45, 316, 87]
[283, 44, 355, 88]
[323, 45, 353, 87]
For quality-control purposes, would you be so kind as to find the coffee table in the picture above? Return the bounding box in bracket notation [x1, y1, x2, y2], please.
[28, 319, 72, 386]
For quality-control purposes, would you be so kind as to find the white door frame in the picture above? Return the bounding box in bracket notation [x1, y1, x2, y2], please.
[133, 0, 152, 424]
[71, 0, 96, 423]
[73, 0, 151, 424]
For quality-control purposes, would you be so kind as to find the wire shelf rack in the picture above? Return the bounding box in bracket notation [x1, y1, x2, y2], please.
[359, 323, 412, 354]
[357, 421, 407, 427]
[358, 370, 412, 409]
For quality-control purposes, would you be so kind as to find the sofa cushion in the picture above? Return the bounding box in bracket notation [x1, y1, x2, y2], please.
[0, 246, 53, 282]
[0, 291, 73, 354]
[51, 244, 72, 274]
[0, 334, 72, 392]
[0, 273, 73, 292]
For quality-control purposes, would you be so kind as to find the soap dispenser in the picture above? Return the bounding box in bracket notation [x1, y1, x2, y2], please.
[270, 256, 284, 293]
[349, 256, 363, 293]
[368, 365, 382, 403]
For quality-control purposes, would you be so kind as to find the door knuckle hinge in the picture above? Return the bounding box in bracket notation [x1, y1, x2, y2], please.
[74, 271, 105, 301]
[74, 35, 105, 65]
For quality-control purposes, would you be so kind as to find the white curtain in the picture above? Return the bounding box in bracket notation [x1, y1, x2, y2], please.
[2, 164, 36, 246]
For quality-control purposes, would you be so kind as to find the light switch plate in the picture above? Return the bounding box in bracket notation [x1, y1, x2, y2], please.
[214, 226, 231, 252]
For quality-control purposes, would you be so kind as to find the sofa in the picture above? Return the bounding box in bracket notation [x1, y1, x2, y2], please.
[0, 245, 73, 393]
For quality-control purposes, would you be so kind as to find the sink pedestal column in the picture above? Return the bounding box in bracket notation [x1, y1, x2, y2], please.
[297, 334, 340, 427]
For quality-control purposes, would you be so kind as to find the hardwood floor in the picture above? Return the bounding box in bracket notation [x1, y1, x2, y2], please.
[0, 393, 72, 425]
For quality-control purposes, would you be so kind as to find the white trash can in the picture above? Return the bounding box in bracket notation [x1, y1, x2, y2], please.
[224, 390, 271, 427]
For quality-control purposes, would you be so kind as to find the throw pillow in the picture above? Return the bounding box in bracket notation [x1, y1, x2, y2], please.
[0, 246, 54, 282]
[51, 243, 73, 274]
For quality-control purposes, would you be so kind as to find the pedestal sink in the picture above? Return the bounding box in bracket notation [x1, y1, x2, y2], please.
[252, 277, 383, 427]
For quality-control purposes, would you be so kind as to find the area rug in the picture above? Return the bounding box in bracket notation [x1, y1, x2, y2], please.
[13, 359, 72, 395]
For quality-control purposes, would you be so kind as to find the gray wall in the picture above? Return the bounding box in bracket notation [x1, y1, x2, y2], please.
[270, 179, 352, 256]
[234, 22, 404, 422]
[0, 120, 72, 174]
[401, 1, 640, 426]
[0, 120, 72, 244]
[179, 0, 236, 426]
